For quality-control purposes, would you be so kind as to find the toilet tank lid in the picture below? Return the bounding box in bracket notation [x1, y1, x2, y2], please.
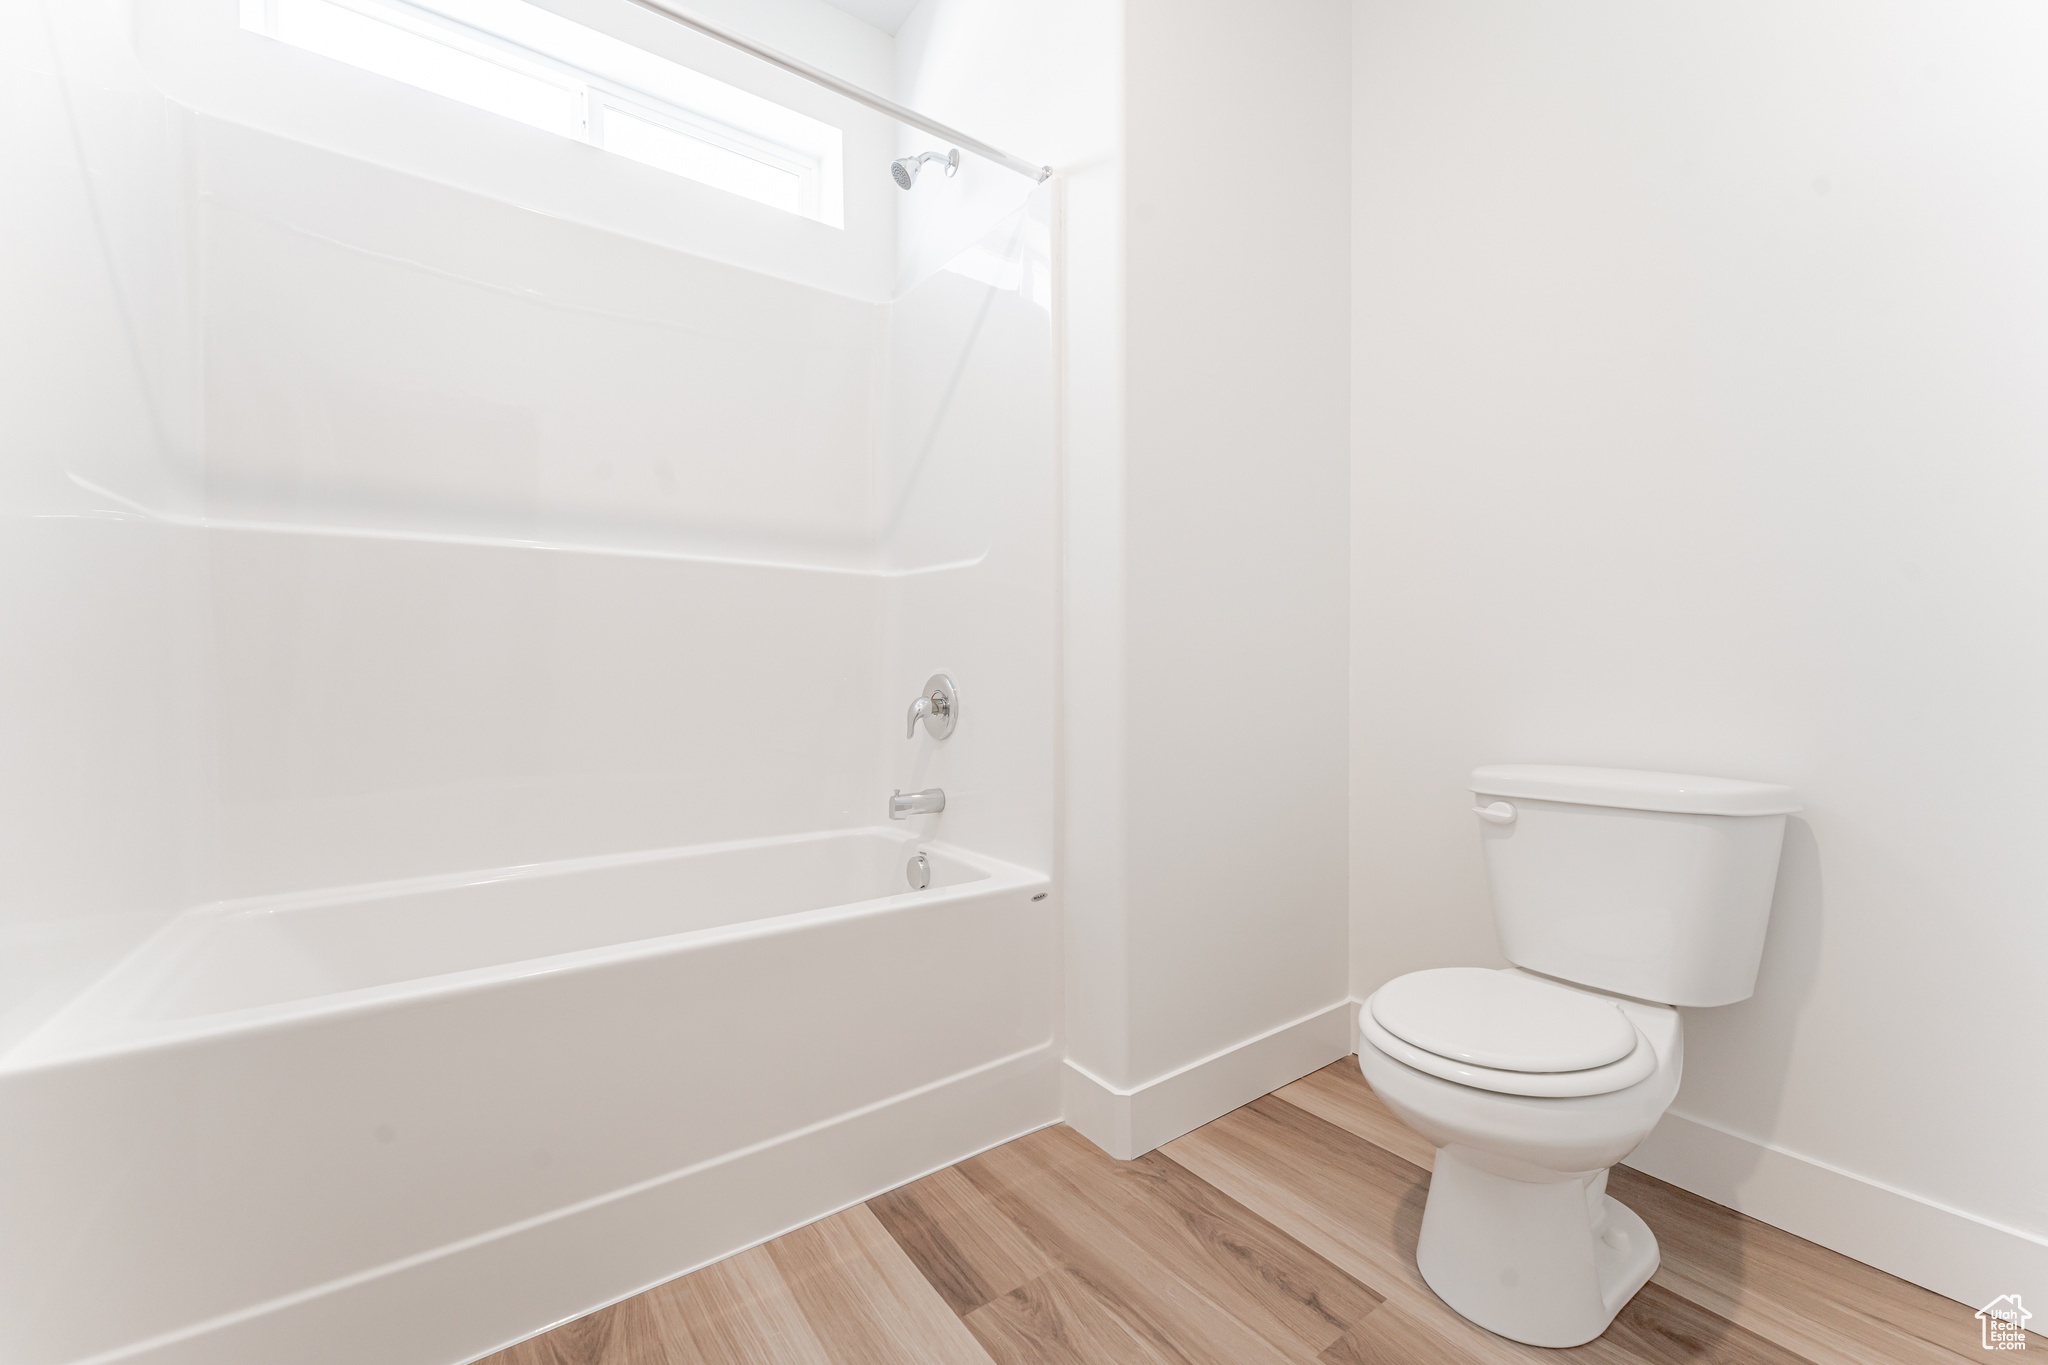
[1471, 765, 1801, 817]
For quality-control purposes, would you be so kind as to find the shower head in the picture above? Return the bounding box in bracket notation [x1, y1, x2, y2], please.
[891, 148, 960, 189]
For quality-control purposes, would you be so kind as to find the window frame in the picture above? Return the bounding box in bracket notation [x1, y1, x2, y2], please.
[240, 0, 838, 225]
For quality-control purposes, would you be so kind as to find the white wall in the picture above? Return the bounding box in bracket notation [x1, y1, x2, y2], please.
[897, 0, 1354, 1161]
[1351, 0, 2048, 1307]
[1121, 0, 1352, 1079]
[1056, 0, 1354, 1157]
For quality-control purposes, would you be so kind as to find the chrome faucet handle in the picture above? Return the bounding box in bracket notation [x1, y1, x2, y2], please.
[905, 673, 958, 740]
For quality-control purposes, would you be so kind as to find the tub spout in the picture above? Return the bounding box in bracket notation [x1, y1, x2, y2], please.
[890, 788, 946, 820]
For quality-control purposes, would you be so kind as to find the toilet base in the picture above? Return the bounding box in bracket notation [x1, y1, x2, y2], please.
[1416, 1146, 1660, 1347]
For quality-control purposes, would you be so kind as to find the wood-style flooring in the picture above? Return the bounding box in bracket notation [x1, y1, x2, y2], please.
[483, 1058, 2035, 1365]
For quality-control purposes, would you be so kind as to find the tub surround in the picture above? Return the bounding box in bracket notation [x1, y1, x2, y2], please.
[3, 9, 1060, 1358]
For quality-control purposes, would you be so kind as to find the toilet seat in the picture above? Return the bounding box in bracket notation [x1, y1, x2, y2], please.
[1361, 969, 1659, 1098]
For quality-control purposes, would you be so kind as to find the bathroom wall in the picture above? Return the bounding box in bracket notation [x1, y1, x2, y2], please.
[895, 0, 1353, 1156]
[1104, 0, 1352, 1148]
[900, 0, 1353, 1160]
[1350, 0, 2048, 1308]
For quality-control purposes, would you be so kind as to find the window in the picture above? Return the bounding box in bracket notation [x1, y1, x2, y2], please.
[239, 0, 844, 224]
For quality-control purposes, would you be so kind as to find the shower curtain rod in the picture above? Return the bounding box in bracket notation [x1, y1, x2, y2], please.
[619, 0, 1053, 183]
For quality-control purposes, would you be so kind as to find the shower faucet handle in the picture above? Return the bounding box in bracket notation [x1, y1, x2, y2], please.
[905, 674, 959, 740]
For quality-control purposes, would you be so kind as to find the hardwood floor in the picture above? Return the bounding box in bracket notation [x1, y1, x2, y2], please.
[481, 1059, 2034, 1365]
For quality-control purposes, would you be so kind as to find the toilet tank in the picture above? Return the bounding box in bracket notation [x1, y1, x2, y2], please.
[1471, 766, 1800, 1007]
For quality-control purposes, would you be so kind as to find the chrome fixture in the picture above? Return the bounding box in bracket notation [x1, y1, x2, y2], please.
[906, 673, 959, 739]
[890, 788, 946, 820]
[906, 852, 932, 890]
[892, 148, 960, 189]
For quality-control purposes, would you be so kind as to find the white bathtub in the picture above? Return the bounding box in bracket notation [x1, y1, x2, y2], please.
[0, 829, 1056, 1365]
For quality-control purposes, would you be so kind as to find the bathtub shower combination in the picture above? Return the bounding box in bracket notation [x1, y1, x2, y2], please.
[0, 4, 1061, 1363]
[6, 832, 1053, 1365]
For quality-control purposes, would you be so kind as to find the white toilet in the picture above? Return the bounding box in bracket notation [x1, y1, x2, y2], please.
[1357, 764, 1799, 1348]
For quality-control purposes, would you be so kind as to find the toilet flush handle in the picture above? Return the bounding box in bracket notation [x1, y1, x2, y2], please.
[1473, 801, 1517, 825]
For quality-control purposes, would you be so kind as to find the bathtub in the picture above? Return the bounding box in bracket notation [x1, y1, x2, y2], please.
[0, 828, 1056, 1365]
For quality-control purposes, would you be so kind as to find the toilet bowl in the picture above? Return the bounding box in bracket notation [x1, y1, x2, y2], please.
[1362, 765, 1797, 1348]
[1356, 968, 1681, 1346]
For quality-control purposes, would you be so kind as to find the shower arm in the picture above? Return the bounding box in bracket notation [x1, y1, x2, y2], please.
[618, 0, 1053, 184]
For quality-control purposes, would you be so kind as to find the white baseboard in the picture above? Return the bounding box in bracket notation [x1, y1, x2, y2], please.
[1625, 1108, 2048, 1314]
[1347, 992, 2045, 1309]
[100, 1044, 1059, 1365]
[1062, 1001, 1354, 1160]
